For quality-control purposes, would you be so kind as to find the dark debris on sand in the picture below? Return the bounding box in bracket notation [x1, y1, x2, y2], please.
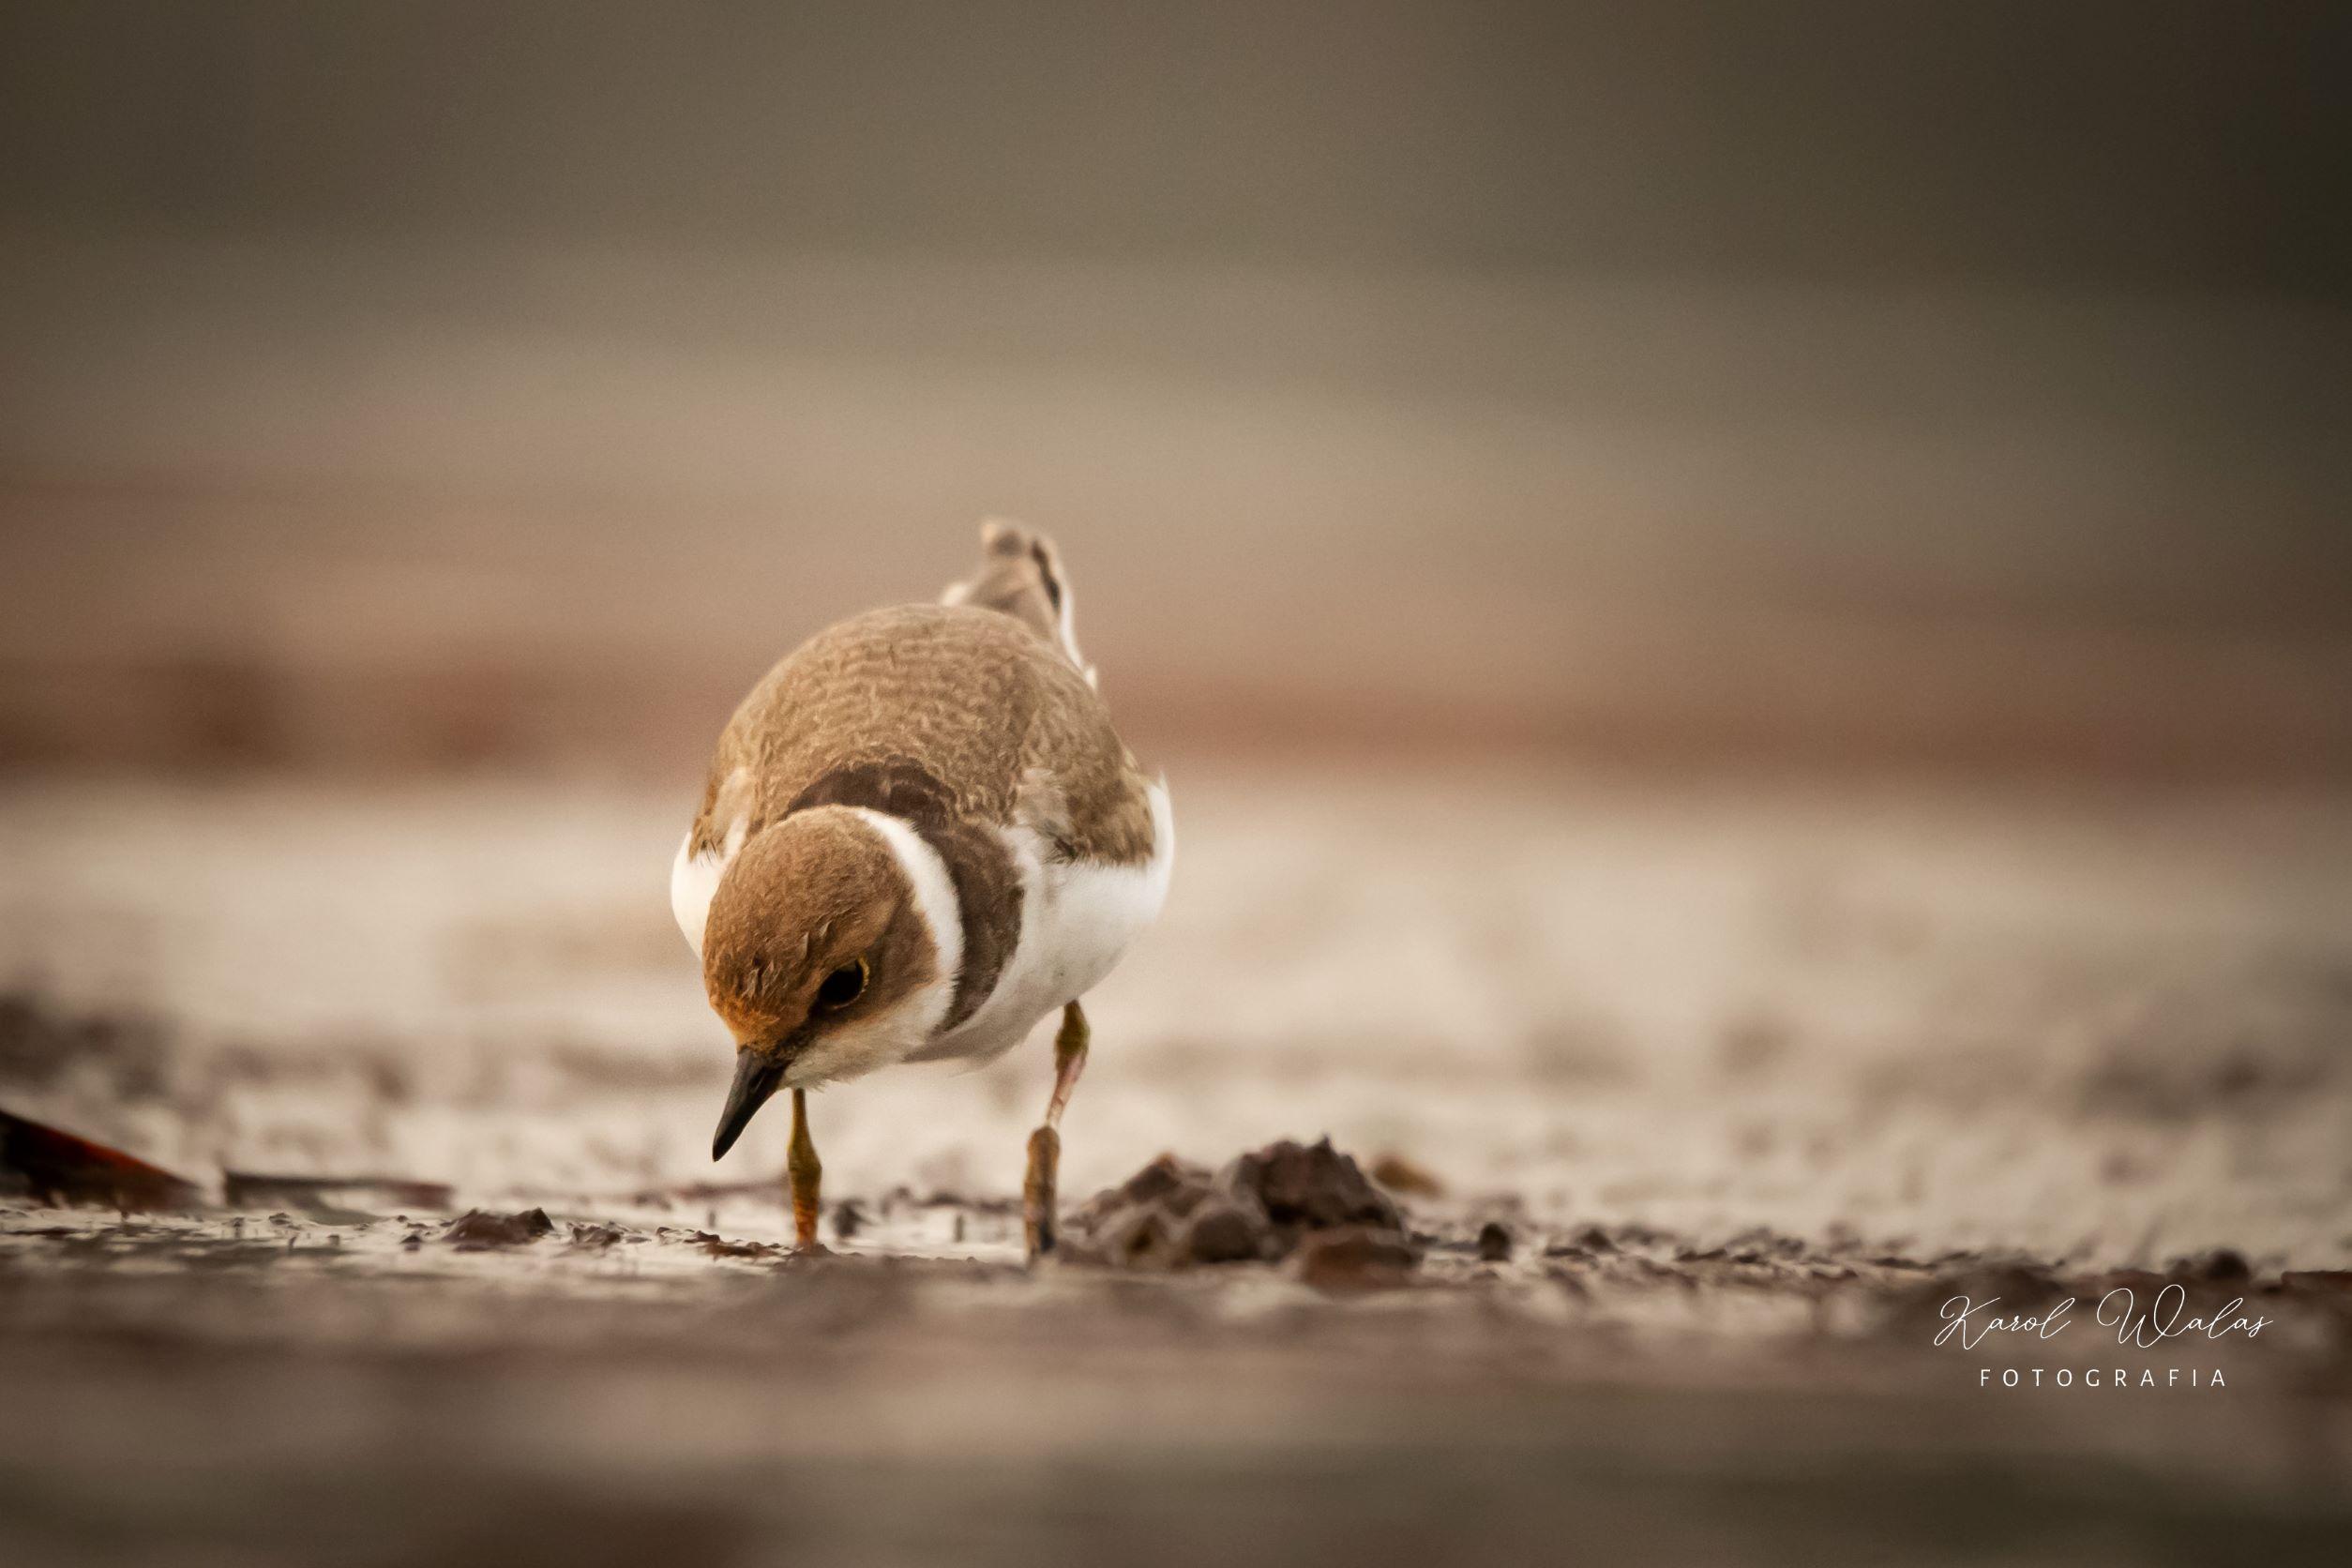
[1, 1098, 454, 1221]
[567, 1221, 630, 1249]
[443, 1207, 556, 1249]
[0, 1108, 205, 1212]
[1064, 1138, 1422, 1286]
[693, 1230, 782, 1260]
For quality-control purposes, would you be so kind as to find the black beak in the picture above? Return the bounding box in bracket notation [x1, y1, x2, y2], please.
[711, 1048, 785, 1161]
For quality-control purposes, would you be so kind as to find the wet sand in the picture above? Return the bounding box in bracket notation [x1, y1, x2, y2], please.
[4, 766, 2351, 1563]
[4, 1190, 2348, 1567]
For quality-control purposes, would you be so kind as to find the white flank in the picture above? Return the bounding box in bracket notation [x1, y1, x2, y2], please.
[668, 816, 746, 961]
[786, 807, 967, 1089]
[912, 776, 1173, 1065]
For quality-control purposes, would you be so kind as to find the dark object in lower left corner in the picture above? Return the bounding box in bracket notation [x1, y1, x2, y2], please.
[0, 1106, 207, 1212]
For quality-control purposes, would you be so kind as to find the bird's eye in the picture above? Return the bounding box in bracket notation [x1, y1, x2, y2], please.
[815, 958, 867, 1010]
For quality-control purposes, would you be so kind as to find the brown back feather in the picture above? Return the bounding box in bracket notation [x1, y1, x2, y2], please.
[691, 603, 1153, 867]
[939, 518, 1095, 687]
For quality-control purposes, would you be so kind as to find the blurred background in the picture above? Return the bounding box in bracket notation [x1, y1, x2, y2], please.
[7, 7, 2352, 1564]
[3, 0, 2350, 1245]
[4, 0, 2349, 777]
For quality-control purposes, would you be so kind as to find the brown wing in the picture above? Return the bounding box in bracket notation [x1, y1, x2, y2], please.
[689, 603, 1153, 867]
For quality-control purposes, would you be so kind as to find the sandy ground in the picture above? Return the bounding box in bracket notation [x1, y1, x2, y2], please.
[4, 764, 2351, 1563]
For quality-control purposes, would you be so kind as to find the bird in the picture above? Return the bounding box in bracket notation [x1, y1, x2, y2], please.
[670, 520, 1172, 1257]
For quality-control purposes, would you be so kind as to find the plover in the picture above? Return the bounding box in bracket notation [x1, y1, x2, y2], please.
[672, 521, 1172, 1255]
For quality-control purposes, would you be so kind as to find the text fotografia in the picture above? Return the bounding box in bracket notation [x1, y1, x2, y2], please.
[1982, 1365, 2225, 1388]
[1935, 1282, 2269, 1390]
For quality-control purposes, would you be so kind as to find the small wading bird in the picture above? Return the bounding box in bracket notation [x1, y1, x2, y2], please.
[671, 522, 1172, 1256]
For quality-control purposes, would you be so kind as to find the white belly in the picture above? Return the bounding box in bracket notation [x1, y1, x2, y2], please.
[912, 778, 1174, 1065]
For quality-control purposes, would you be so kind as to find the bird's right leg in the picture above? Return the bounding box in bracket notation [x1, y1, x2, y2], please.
[1022, 1001, 1091, 1260]
[786, 1088, 822, 1250]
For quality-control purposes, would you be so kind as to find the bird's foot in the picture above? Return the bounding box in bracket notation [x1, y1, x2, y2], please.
[1023, 1124, 1060, 1260]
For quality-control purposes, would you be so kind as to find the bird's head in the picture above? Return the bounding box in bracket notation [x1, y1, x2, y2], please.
[701, 807, 959, 1159]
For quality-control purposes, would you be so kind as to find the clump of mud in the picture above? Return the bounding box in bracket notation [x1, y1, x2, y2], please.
[443, 1207, 555, 1248]
[1065, 1138, 1420, 1286]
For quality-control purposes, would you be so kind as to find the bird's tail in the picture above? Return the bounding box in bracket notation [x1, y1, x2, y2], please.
[940, 518, 1097, 688]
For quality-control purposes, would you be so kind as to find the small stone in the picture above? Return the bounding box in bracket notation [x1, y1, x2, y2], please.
[832, 1200, 867, 1242]
[1476, 1221, 1514, 1262]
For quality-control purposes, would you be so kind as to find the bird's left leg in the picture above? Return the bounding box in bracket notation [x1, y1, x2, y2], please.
[786, 1088, 822, 1251]
[1023, 1000, 1091, 1259]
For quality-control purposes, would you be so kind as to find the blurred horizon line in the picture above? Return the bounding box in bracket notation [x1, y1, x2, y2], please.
[6, 467, 2347, 787]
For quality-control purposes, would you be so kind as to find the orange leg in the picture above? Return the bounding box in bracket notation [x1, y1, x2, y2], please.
[787, 1088, 822, 1250]
[1023, 1001, 1091, 1259]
